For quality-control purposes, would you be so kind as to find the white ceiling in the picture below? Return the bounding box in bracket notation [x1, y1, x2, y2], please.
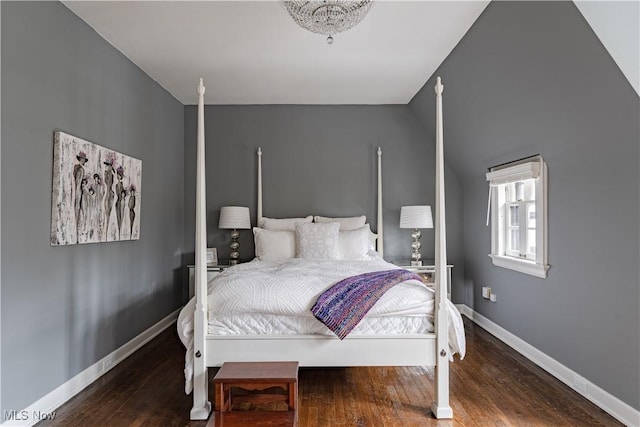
[63, 1, 638, 105]
[62, 1, 490, 105]
[574, 0, 639, 96]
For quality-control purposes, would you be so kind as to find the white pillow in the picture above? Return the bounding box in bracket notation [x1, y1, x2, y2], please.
[338, 225, 372, 260]
[295, 222, 340, 260]
[259, 216, 313, 231]
[368, 228, 378, 250]
[253, 228, 296, 261]
[313, 215, 366, 231]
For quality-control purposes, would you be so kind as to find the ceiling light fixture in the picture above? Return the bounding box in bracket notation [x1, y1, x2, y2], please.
[281, 0, 373, 44]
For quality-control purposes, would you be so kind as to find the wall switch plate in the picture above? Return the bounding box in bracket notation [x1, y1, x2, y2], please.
[482, 287, 491, 299]
[490, 293, 497, 302]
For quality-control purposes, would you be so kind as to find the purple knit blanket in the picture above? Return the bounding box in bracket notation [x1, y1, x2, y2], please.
[311, 269, 423, 340]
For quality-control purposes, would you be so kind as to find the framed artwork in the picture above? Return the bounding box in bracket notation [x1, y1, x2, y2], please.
[207, 248, 218, 266]
[50, 131, 142, 245]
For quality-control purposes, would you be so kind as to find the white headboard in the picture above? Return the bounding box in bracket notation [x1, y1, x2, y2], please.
[256, 147, 384, 258]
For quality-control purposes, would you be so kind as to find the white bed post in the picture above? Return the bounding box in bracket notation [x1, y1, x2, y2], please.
[191, 78, 212, 420]
[431, 77, 453, 419]
[257, 147, 263, 226]
[377, 147, 384, 258]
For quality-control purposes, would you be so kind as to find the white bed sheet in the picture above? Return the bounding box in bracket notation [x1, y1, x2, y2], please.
[178, 255, 466, 394]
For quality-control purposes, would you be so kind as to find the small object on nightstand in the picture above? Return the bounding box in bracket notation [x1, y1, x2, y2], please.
[392, 260, 453, 299]
[399, 206, 433, 266]
[206, 247, 218, 266]
[219, 206, 251, 265]
[187, 263, 233, 299]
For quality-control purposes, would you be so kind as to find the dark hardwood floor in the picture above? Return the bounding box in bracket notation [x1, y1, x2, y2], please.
[38, 318, 623, 426]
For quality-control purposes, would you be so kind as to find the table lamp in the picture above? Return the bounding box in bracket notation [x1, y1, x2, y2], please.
[399, 205, 433, 266]
[219, 206, 251, 265]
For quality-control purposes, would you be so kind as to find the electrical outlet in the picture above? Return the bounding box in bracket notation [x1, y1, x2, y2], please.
[490, 293, 497, 302]
[482, 286, 492, 299]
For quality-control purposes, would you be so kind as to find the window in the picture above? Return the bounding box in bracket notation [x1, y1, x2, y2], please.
[486, 157, 549, 278]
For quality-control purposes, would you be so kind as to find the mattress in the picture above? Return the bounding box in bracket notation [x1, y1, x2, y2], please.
[209, 312, 433, 335]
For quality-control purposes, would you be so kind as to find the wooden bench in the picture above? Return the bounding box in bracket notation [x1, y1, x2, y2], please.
[209, 361, 298, 426]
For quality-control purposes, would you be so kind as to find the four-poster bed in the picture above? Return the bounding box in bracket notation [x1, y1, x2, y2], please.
[180, 77, 461, 421]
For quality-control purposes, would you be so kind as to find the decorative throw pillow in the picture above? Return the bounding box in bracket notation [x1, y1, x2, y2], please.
[259, 216, 313, 231]
[295, 222, 340, 259]
[313, 215, 366, 231]
[338, 224, 372, 260]
[253, 228, 296, 261]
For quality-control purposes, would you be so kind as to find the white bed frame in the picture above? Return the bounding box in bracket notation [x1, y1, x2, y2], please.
[190, 77, 451, 420]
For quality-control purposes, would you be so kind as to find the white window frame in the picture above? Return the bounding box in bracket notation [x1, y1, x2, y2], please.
[486, 157, 549, 278]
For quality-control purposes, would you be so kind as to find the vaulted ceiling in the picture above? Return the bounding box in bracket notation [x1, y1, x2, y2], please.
[63, 1, 490, 105]
[63, 1, 638, 105]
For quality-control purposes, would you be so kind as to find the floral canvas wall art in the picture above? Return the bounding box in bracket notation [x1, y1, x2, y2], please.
[51, 131, 142, 245]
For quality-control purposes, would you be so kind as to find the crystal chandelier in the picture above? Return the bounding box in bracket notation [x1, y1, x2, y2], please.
[281, 1, 373, 44]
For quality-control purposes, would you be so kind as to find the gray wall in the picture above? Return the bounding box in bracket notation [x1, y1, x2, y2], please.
[410, 1, 639, 411]
[1, 1, 184, 416]
[182, 105, 465, 301]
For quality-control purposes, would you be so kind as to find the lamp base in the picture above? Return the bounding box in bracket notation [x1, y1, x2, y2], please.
[229, 228, 240, 266]
[410, 228, 422, 267]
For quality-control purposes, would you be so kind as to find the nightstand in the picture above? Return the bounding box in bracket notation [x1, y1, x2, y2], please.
[392, 261, 452, 299]
[187, 264, 233, 299]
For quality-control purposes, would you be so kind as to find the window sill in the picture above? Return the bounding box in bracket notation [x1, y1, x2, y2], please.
[489, 254, 549, 278]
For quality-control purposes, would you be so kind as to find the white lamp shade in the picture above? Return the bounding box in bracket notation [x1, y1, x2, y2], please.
[219, 206, 251, 229]
[399, 205, 433, 229]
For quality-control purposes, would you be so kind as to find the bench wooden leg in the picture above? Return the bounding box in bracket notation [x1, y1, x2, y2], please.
[215, 382, 225, 412]
[289, 382, 297, 411]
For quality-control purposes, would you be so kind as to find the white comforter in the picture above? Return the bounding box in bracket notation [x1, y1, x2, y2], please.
[177, 256, 466, 393]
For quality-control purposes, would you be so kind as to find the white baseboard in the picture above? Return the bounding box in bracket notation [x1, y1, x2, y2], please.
[458, 304, 640, 427]
[1, 308, 181, 427]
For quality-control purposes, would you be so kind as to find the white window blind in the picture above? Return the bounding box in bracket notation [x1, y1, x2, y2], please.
[486, 160, 541, 185]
